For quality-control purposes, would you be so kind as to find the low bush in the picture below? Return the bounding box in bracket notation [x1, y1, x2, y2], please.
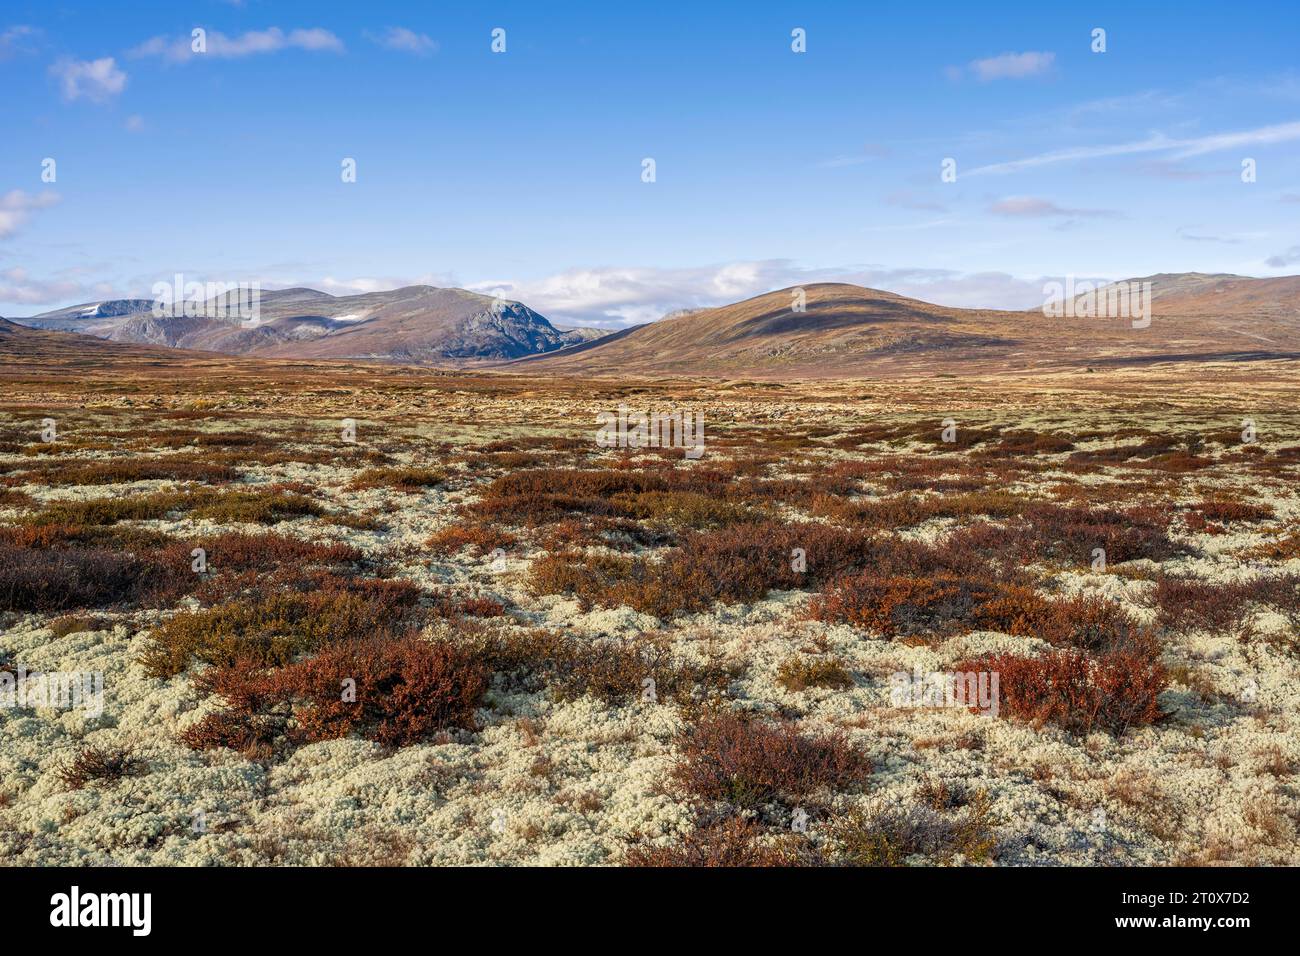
[426, 523, 517, 556]
[827, 794, 997, 865]
[56, 745, 147, 790]
[24, 491, 198, 526]
[29, 457, 239, 486]
[672, 711, 870, 809]
[618, 490, 761, 530]
[189, 490, 322, 525]
[0, 540, 153, 612]
[140, 574, 422, 677]
[812, 566, 1147, 648]
[961, 640, 1167, 735]
[182, 635, 488, 752]
[625, 816, 811, 867]
[1155, 574, 1300, 633]
[347, 466, 446, 492]
[477, 628, 739, 705]
[272, 636, 489, 747]
[468, 468, 669, 525]
[775, 655, 855, 692]
[1183, 499, 1275, 534]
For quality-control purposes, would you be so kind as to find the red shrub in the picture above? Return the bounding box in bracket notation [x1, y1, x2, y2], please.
[0, 540, 151, 612]
[1155, 574, 1300, 633]
[812, 569, 1143, 651]
[673, 711, 870, 808]
[964, 641, 1167, 735]
[272, 636, 489, 747]
[186, 636, 490, 753]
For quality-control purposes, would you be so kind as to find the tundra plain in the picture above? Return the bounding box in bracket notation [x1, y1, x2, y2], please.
[1, 351, 1298, 866]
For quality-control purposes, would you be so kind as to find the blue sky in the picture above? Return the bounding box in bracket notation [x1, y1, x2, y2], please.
[2, 0, 1298, 325]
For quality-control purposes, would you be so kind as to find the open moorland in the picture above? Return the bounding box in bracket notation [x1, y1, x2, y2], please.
[2, 344, 1299, 865]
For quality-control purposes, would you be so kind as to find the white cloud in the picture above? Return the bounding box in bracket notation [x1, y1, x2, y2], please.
[0, 190, 60, 239]
[124, 114, 145, 132]
[467, 261, 1068, 325]
[1177, 226, 1246, 244]
[969, 121, 1300, 176]
[885, 190, 948, 213]
[365, 27, 438, 56]
[0, 24, 39, 59]
[311, 272, 457, 296]
[0, 260, 1157, 323]
[130, 27, 344, 63]
[988, 196, 1119, 218]
[959, 51, 1055, 82]
[49, 57, 127, 103]
[0, 267, 115, 308]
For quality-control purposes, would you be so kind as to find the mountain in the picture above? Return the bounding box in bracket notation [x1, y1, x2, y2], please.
[553, 326, 615, 348]
[17, 299, 157, 335]
[509, 276, 1300, 379]
[13, 286, 579, 364]
[1105, 272, 1300, 318]
[0, 315, 213, 370]
[12, 272, 1297, 378]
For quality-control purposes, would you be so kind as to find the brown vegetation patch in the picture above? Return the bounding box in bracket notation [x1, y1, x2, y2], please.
[57, 745, 147, 790]
[960, 640, 1167, 735]
[347, 466, 446, 492]
[672, 711, 870, 809]
[140, 573, 423, 677]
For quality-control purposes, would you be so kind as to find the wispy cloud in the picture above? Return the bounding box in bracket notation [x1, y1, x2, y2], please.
[0, 190, 60, 239]
[1137, 160, 1223, 181]
[364, 27, 438, 56]
[49, 57, 127, 103]
[1067, 89, 1182, 119]
[310, 273, 457, 296]
[885, 190, 948, 212]
[1266, 245, 1300, 268]
[950, 51, 1055, 82]
[969, 120, 1300, 176]
[988, 196, 1119, 218]
[816, 154, 872, 169]
[814, 143, 891, 168]
[1178, 226, 1243, 244]
[0, 24, 39, 59]
[130, 27, 344, 63]
[0, 267, 114, 307]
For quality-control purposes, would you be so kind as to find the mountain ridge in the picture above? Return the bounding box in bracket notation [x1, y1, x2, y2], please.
[12, 285, 611, 364]
[9, 271, 1298, 378]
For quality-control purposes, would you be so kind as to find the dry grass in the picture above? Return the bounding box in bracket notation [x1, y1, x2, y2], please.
[827, 793, 998, 865]
[775, 655, 855, 692]
[347, 466, 446, 492]
[140, 573, 422, 677]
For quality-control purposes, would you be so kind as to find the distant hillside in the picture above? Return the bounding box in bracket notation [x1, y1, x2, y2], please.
[0, 316, 214, 371]
[509, 275, 1300, 379]
[12, 272, 1297, 379]
[13, 286, 581, 364]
